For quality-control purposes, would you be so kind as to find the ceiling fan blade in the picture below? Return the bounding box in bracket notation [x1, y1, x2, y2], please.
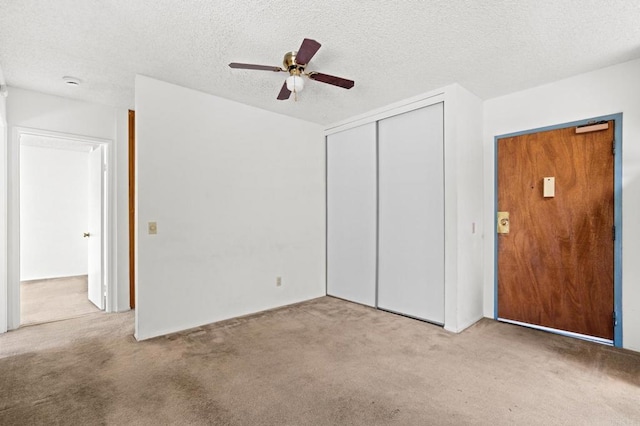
[308, 72, 355, 89]
[295, 39, 321, 65]
[277, 82, 291, 100]
[229, 63, 283, 72]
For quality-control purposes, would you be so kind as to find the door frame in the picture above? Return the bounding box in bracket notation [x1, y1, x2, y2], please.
[7, 127, 114, 329]
[128, 110, 135, 309]
[493, 113, 623, 347]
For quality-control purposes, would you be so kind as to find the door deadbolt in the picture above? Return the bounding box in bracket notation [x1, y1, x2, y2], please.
[83, 232, 90, 238]
[497, 212, 509, 234]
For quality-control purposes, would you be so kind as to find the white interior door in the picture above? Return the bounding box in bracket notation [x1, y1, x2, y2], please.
[87, 145, 104, 309]
[377, 103, 444, 323]
[326, 123, 377, 307]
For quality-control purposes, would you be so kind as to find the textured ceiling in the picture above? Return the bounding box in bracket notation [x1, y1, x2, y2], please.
[1, 0, 639, 125]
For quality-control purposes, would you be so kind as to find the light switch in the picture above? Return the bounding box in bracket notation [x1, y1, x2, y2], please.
[543, 177, 555, 198]
[148, 221, 157, 235]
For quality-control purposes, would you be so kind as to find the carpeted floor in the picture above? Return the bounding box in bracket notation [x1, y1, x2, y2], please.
[1, 296, 639, 425]
[20, 275, 101, 325]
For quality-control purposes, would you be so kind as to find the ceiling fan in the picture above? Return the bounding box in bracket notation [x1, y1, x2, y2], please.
[229, 38, 355, 101]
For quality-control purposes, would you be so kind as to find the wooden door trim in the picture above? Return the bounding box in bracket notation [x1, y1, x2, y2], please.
[493, 113, 623, 347]
[128, 110, 135, 309]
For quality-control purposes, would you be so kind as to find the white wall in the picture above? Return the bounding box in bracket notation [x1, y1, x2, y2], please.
[0, 94, 7, 333]
[135, 75, 325, 340]
[2, 87, 130, 330]
[20, 145, 89, 280]
[483, 58, 640, 351]
[444, 85, 485, 332]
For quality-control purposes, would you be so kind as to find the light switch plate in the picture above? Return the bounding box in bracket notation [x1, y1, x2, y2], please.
[148, 221, 157, 235]
[543, 177, 555, 197]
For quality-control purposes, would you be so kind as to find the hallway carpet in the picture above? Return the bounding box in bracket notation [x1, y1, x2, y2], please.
[20, 275, 100, 325]
[1, 296, 639, 425]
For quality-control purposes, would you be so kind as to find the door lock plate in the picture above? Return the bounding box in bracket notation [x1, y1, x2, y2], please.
[497, 212, 510, 234]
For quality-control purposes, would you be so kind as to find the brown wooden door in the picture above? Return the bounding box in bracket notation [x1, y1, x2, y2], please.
[497, 121, 614, 340]
[129, 110, 135, 309]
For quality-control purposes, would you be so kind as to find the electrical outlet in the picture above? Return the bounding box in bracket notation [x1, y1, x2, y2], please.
[148, 221, 157, 235]
[276, 276, 282, 287]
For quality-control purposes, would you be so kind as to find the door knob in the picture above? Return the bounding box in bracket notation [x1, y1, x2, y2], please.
[83, 232, 90, 238]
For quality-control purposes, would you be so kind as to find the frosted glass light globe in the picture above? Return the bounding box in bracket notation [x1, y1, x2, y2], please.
[286, 75, 304, 93]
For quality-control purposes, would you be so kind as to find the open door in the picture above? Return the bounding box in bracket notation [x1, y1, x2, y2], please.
[129, 110, 135, 309]
[87, 145, 104, 309]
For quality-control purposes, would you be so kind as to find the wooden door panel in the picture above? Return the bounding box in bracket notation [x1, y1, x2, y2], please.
[129, 110, 135, 309]
[498, 122, 614, 340]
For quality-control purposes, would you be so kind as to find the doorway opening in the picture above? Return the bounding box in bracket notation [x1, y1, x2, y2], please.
[494, 113, 622, 347]
[20, 276, 99, 325]
[10, 128, 112, 328]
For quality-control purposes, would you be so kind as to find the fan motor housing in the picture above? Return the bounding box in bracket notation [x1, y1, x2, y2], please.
[283, 51, 304, 73]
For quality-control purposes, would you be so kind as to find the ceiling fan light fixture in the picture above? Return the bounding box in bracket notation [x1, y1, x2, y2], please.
[285, 74, 304, 93]
[229, 38, 354, 101]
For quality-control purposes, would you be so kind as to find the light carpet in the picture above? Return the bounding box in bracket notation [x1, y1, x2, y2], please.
[20, 275, 100, 326]
[1, 296, 639, 425]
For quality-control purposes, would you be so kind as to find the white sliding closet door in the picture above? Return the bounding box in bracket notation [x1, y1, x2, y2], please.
[327, 123, 377, 307]
[377, 103, 444, 323]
